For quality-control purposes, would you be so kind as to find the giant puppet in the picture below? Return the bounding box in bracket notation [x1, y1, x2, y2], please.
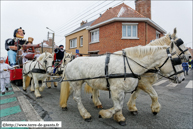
[5, 27, 29, 66]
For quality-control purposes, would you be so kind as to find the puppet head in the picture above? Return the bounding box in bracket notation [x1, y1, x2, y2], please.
[13, 27, 25, 38]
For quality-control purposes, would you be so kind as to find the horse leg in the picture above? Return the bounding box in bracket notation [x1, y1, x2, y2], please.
[39, 78, 46, 92]
[53, 77, 58, 87]
[140, 85, 161, 115]
[99, 90, 126, 125]
[72, 82, 92, 121]
[23, 75, 27, 91]
[33, 76, 41, 98]
[30, 78, 35, 92]
[92, 89, 103, 109]
[47, 77, 52, 88]
[127, 87, 141, 115]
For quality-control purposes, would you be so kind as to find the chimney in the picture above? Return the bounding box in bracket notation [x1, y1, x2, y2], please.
[80, 21, 87, 26]
[135, 0, 151, 19]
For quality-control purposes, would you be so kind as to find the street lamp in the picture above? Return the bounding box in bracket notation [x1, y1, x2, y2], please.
[46, 27, 55, 53]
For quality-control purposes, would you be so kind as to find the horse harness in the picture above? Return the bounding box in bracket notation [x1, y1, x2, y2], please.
[169, 36, 189, 58]
[23, 56, 53, 75]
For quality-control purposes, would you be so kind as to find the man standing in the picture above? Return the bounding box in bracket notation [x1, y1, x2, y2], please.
[5, 27, 28, 66]
[0, 57, 14, 95]
[182, 62, 189, 75]
[53, 45, 65, 74]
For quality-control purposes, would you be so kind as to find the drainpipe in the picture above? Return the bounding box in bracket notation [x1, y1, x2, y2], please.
[145, 22, 148, 45]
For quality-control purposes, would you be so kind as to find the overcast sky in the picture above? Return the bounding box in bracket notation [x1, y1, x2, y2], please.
[1, 0, 192, 58]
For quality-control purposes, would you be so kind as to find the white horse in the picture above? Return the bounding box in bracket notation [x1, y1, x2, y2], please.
[84, 28, 192, 115]
[45, 52, 73, 88]
[60, 45, 184, 125]
[23, 52, 54, 98]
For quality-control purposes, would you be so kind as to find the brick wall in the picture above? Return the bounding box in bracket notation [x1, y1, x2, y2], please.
[89, 21, 161, 54]
[135, 0, 151, 19]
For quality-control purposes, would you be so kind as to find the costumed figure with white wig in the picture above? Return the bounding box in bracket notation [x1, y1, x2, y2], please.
[0, 57, 14, 95]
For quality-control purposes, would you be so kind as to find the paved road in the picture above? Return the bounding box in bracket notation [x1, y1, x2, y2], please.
[1, 70, 193, 128]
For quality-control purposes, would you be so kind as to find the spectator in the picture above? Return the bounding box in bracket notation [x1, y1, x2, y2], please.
[0, 57, 14, 95]
[182, 62, 189, 75]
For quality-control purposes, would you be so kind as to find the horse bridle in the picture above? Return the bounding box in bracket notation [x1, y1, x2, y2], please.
[169, 35, 189, 60]
[63, 54, 73, 63]
[156, 47, 184, 80]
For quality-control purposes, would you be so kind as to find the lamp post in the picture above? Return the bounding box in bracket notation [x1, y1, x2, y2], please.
[46, 27, 55, 53]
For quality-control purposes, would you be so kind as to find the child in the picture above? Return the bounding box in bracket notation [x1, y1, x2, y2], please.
[0, 57, 14, 95]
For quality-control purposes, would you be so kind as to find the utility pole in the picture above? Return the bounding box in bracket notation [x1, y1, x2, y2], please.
[47, 32, 49, 41]
[46, 27, 55, 53]
[52, 33, 55, 53]
[41, 42, 43, 53]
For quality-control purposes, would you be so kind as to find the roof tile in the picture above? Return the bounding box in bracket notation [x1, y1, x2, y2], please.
[91, 3, 146, 26]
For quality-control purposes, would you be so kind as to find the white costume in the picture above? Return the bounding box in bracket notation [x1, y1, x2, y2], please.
[0, 61, 14, 93]
[22, 51, 28, 63]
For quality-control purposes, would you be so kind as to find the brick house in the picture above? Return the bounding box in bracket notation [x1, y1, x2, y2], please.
[87, 0, 166, 54]
[65, 20, 95, 55]
[36, 38, 58, 54]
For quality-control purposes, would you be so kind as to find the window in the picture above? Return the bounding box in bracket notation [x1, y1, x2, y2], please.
[122, 23, 138, 39]
[90, 28, 99, 43]
[80, 36, 83, 47]
[70, 38, 77, 48]
[156, 31, 160, 39]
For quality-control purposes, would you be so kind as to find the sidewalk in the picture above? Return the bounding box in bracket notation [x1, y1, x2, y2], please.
[0, 83, 42, 128]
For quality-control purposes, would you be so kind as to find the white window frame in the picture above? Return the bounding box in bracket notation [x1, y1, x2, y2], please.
[70, 38, 77, 49]
[122, 23, 139, 39]
[80, 36, 83, 47]
[156, 31, 160, 39]
[90, 28, 99, 44]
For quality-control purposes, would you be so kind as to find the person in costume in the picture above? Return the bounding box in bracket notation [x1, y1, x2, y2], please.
[0, 57, 14, 95]
[53, 45, 65, 74]
[5, 27, 29, 66]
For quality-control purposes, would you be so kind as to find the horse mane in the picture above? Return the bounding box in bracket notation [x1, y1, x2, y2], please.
[147, 34, 171, 46]
[114, 45, 167, 58]
[37, 52, 52, 61]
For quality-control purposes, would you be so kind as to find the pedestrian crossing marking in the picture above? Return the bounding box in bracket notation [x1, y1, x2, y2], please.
[185, 80, 193, 88]
[0, 91, 14, 97]
[0, 105, 21, 118]
[0, 97, 17, 105]
[166, 83, 178, 87]
[153, 80, 168, 86]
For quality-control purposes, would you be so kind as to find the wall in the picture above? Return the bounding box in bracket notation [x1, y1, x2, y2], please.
[89, 21, 146, 54]
[65, 29, 89, 55]
[89, 21, 164, 54]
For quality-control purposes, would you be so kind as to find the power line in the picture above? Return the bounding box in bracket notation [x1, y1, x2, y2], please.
[57, 1, 116, 34]
[57, 1, 124, 36]
[55, 1, 107, 33]
[54, 1, 100, 32]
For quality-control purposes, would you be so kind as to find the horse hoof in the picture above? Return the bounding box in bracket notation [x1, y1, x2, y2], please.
[118, 121, 126, 126]
[130, 111, 138, 116]
[96, 105, 103, 109]
[153, 112, 157, 115]
[48, 87, 51, 89]
[99, 115, 102, 118]
[54, 85, 57, 87]
[62, 107, 68, 111]
[30, 91, 34, 93]
[85, 117, 92, 122]
[91, 95, 92, 99]
[36, 96, 42, 99]
[23, 89, 27, 92]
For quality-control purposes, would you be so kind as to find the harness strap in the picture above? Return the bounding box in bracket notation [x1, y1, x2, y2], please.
[105, 53, 111, 98]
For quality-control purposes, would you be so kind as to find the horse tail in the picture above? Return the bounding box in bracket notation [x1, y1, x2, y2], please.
[25, 76, 31, 88]
[60, 76, 70, 108]
[84, 83, 93, 94]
